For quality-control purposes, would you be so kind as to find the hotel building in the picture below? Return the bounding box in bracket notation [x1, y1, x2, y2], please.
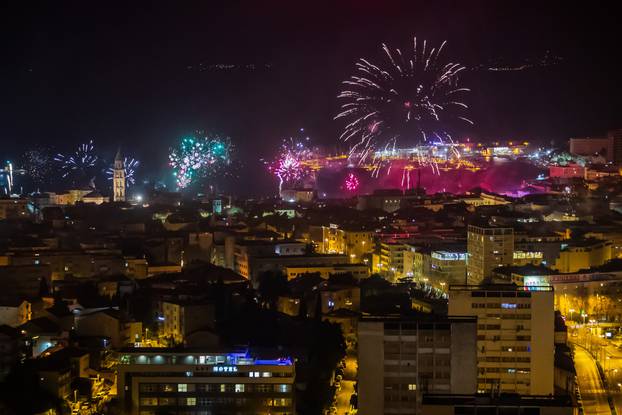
[117, 347, 295, 415]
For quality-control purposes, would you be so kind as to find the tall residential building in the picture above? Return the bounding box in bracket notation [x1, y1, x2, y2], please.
[118, 347, 295, 415]
[113, 148, 126, 202]
[376, 241, 407, 281]
[467, 225, 514, 284]
[358, 316, 478, 415]
[448, 284, 555, 396]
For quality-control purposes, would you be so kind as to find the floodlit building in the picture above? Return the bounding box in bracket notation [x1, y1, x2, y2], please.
[448, 284, 555, 396]
[0, 298, 32, 327]
[283, 263, 369, 280]
[113, 149, 126, 202]
[234, 240, 351, 285]
[308, 224, 374, 263]
[358, 316, 478, 415]
[377, 241, 408, 281]
[553, 239, 612, 273]
[117, 347, 295, 415]
[467, 225, 514, 284]
[429, 250, 467, 286]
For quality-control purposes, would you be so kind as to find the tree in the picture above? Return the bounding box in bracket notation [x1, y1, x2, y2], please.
[257, 270, 289, 309]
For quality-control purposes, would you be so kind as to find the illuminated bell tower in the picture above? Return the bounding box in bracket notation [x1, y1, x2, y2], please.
[113, 148, 126, 202]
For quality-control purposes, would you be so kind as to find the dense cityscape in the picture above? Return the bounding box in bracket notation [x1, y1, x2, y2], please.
[1, 2, 622, 415]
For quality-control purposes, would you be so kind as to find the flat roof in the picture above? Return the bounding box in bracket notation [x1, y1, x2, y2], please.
[422, 393, 573, 407]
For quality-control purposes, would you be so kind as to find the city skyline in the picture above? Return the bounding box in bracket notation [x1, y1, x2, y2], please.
[1, 2, 621, 194]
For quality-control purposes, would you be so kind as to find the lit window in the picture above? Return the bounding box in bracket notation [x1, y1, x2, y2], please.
[186, 397, 196, 406]
[220, 384, 226, 392]
[408, 384, 416, 391]
[140, 397, 158, 406]
[278, 384, 290, 393]
[178, 384, 187, 392]
[262, 372, 272, 377]
[235, 384, 245, 393]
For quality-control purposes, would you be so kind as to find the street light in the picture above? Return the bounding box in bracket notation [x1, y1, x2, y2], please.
[569, 308, 575, 321]
[581, 313, 588, 325]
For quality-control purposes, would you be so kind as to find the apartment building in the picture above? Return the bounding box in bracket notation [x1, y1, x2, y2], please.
[467, 225, 514, 284]
[448, 284, 554, 395]
[358, 316, 477, 415]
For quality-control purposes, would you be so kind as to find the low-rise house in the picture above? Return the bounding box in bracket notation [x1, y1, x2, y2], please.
[76, 309, 142, 348]
[0, 298, 32, 327]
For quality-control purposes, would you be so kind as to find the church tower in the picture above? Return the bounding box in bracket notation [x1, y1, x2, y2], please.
[113, 149, 126, 202]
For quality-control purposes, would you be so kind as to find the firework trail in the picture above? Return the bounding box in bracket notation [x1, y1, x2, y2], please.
[54, 140, 99, 179]
[106, 157, 140, 185]
[335, 37, 472, 174]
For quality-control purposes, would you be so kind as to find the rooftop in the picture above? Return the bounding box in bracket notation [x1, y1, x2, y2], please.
[422, 393, 573, 408]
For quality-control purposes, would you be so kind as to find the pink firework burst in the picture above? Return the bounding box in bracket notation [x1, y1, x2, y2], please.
[270, 153, 303, 192]
[344, 172, 360, 191]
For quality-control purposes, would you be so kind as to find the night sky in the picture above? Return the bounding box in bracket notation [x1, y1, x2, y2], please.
[1, 1, 621, 193]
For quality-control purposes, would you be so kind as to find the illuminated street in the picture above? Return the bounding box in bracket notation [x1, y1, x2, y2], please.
[574, 346, 611, 415]
[571, 323, 622, 415]
[334, 352, 357, 415]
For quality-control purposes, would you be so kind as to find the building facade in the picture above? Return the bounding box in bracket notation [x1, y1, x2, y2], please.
[467, 225, 514, 284]
[553, 239, 612, 273]
[117, 348, 295, 415]
[448, 284, 555, 396]
[358, 316, 478, 415]
[160, 300, 215, 345]
[308, 225, 374, 263]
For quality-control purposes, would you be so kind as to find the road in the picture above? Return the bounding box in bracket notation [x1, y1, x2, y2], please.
[574, 346, 611, 415]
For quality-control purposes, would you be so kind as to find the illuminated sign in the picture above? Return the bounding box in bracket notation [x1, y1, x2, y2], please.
[431, 251, 467, 261]
[523, 276, 549, 286]
[213, 366, 238, 373]
[513, 251, 543, 260]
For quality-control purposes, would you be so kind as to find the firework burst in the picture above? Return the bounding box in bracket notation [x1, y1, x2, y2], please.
[106, 157, 140, 185]
[344, 172, 360, 192]
[22, 147, 53, 185]
[335, 37, 471, 168]
[168, 134, 233, 189]
[54, 140, 99, 179]
[267, 131, 315, 192]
